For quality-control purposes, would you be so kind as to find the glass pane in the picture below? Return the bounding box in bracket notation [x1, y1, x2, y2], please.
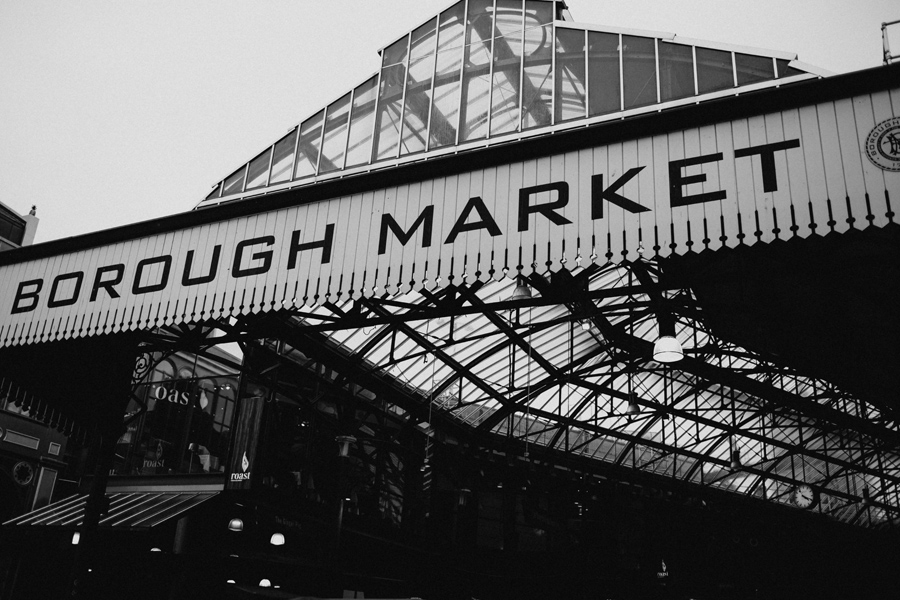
[489, 0, 524, 137]
[222, 167, 245, 196]
[123, 361, 238, 477]
[320, 93, 352, 173]
[212, 382, 236, 434]
[245, 148, 271, 190]
[736, 53, 774, 85]
[295, 111, 324, 179]
[588, 32, 620, 116]
[205, 183, 222, 201]
[374, 65, 405, 160]
[411, 19, 437, 62]
[429, 2, 466, 149]
[400, 19, 438, 156]
[697, 47, 733, 94]
[374, 36, 409, 160]
[154, 360, 174, 381]
[269, 128, 297, 184]
[555, 27, 586, 122]
[622, 35, 656, 109]
[2, 221, 23, 246]
[658, 42, 694, 102]
[460, 0, 493, 142]
[383, 35, 408, 67]
[521, 1, 553, 130]
[345, 76, 378, 167]
[776, 58, 804, 78]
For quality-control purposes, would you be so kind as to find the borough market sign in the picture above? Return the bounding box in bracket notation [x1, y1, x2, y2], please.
[0, 90, 897, 348]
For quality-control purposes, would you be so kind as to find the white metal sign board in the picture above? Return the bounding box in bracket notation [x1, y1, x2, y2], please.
[1, 89, 898, 348]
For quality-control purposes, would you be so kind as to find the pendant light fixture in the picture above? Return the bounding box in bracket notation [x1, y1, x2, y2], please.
[626, 392, 641, 415]
[730, 449, 743, 470]
[227, 518, 244, 532]
[336, 435, 356, 457]
[509, 280, 532, 301]
[653, 314, 684, 363]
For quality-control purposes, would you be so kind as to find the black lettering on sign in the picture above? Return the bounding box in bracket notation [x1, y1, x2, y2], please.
[182, 245, 221, 286]
[591, 168, 649, 219]
[734, 139, 800, 192]
[518, 182, 572, 232]
[132, 256, 173, 295]
[90, 264, 125, 302]
[379, 206, 434, 255]
[669, 153, 727, 207]
[11, 279, 42, 314]
[287, 224, 335, 268]
[232, 237, 274, 278]
[445, 196, 502, 244]
[47, 272, 84, 308]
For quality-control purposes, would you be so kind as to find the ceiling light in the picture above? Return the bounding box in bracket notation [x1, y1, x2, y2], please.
[227, 518, 243, 532]
[259, 579, 272, 588]
[580, 320, 592, 331]
[626, 395, 641, 415]
[654, 316, 684, 363]
[336, 435, 356, 457]
[653, 335, 683, 363]
[71, 531, 80, 545]
[269, 532, 285, 546]
[730, 449, 743, 470]
[509, 282, 532, 301]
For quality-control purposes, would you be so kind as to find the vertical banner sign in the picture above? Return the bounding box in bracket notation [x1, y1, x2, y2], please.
[226, 386, 267, 491]
[0, 89, 898, 348]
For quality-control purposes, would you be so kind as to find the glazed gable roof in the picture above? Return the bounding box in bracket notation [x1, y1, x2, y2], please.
[196, 0, 827, 210]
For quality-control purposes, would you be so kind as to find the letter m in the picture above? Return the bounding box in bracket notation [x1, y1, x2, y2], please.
[378, 205, 434, 255]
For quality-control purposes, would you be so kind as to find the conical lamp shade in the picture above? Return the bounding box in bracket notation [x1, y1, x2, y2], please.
[509, 284, 532, 301]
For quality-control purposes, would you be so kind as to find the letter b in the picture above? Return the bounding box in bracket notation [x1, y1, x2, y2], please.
[11, 279, 42, 314]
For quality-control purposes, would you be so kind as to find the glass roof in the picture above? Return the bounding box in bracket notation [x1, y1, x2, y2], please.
[197, 0, 822, 208]
[269, 258, 900, 530]
[176, 0, 898, 531]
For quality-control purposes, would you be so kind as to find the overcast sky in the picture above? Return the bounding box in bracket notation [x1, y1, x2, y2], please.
[1, 0, 897, 245]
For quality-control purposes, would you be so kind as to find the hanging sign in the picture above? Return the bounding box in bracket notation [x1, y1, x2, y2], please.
[0, 89, 897, 348]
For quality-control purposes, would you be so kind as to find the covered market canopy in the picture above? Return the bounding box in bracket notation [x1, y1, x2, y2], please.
[1, 0, 899, 532]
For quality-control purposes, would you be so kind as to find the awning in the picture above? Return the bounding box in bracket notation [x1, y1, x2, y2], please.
[2, 490, 218, 529]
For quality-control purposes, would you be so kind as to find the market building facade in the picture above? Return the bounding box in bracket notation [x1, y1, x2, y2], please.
[1, 2, 899, 598]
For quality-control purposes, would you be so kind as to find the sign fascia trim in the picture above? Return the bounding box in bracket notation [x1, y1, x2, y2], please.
[0, 89, 897, 348]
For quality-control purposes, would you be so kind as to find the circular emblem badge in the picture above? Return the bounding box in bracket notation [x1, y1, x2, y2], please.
[13, 461, 34, 486]
[865, 117, 900, 171]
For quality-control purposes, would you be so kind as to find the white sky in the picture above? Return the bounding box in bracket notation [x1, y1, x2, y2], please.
[1, 0, 897, 244]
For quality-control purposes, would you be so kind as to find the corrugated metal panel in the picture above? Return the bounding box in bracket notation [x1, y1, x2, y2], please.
[3, 491, 217, 529]
[0, 91, 897, 348]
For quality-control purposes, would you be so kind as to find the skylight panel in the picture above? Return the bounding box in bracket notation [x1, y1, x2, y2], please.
[198, 2, 822, 208]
